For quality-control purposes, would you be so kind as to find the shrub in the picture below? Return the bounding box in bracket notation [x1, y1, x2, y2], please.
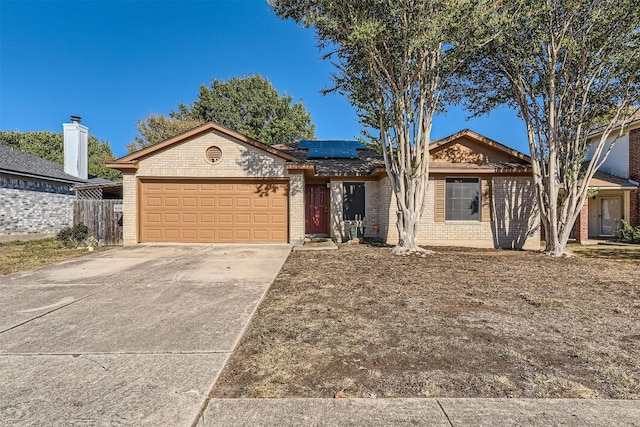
[57, 224, 89, 248]
[615, 220, 640, 244]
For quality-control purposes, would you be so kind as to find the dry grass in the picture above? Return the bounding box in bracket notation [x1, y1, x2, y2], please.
[0, 238, 110, 275]
[568, 243, 640, 263]
[212, 245, 640, 399]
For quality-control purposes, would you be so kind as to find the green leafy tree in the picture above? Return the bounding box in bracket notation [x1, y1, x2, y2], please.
[0, 130, 121, 181]
[271, 0, 494, 254]
[127, 114, 204, 153]
[464, 0, 640, 256]
[129, 74, 315, 152]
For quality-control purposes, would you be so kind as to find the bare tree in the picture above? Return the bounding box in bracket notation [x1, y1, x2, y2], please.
[465, 0, 640, 256]
[272, 0, 494, 254]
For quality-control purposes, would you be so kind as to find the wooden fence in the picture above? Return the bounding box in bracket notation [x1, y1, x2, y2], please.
[73, 200, 123, 246]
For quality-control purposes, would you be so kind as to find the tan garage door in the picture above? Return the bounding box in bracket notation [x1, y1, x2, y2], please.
[139, 179, 288, 243]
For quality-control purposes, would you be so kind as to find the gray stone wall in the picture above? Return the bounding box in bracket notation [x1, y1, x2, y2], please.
[0, 176, 74, 235]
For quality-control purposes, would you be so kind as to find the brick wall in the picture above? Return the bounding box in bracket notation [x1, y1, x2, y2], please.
[0, 176, 74, 235]
[329, 180, 379, 242]
[136, 131, 288, 178]
[629, 128, 640, 226]
[379, 175, 540, 249]
[122, 130, 295, 245]
[288, 173, 305, 245]
[122, 173, 137, 245]
[574, 201, 589, 242]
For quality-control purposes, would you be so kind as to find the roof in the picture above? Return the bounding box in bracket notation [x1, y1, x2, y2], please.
[283, 130, 531, 176]
[430, 129, 531, 162]
[588, 111, 640, 137]
[108, 121, 531, 177]
[108, 122, 301, 170]
[590, 170, 638, 189]
[274, 143, 385, 176]
[0, 144, 86, 184]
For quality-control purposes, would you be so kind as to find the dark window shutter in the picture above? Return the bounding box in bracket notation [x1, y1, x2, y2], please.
[343, 182, 366, 220]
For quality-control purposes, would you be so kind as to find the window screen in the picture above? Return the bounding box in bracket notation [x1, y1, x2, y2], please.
[446, 178, 480, 221]
[343, 182, 366, 220]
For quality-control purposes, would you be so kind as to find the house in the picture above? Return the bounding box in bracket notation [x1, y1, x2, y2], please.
[575, 115, 640, 242]
[107, 122, 543, 249]
[0, 117, 119, 236]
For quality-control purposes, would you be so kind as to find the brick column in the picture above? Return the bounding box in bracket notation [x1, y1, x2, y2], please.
[629, 128, 640, 226]
[575, 201, 589, 243]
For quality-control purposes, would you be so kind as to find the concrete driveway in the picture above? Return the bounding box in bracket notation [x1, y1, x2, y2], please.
[0, 244, 291, 426]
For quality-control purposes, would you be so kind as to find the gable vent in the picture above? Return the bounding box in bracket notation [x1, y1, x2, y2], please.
[205, 146, 223, 164]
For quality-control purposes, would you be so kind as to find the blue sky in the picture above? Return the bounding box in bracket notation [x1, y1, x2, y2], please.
[1, 0, 528, 158]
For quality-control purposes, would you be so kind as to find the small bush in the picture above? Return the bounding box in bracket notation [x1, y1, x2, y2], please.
[57, 224, 89, 248]
[615, 220, 640, 244]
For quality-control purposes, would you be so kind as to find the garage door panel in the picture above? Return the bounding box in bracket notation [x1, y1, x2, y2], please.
[164, 197, 179, 207]
[200, 197, 215, 207]
[218, 197, 233, 208]
[165, 229, 180, 239]
[164, 213, 180, 223]
[271, 198, 287, 208]
[272, 213, 287, 223]
[183, 213, 197, 223]
[254, 214, 268, 224]
[236, 198, 251, 208]
[218, 213, 233, 224]
[140, 180, 288, 243]
[200, 213, 215, 223]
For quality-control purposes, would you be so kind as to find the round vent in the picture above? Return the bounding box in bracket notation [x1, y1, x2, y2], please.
[205, 146, 223, 164]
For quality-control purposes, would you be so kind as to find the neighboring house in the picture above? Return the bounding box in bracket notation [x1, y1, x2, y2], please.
[0, 117, 119, 236]
[107, 122, 543, 249]
[576, 115, 640, 242]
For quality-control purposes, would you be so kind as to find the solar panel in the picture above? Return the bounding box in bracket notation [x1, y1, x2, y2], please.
[300, 140, 367, 158]
[298, 140, 315, 149]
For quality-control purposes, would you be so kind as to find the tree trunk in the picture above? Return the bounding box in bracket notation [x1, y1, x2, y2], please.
[390, 175, 432, 255]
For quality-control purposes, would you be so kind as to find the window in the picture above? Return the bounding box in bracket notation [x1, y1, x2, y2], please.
[343, 182, 365, 220]
[446, 178, 480, 221]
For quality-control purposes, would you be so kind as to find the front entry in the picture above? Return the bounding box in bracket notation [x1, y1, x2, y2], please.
[306, 184, 328, 234]
[599, 196, 622, 236]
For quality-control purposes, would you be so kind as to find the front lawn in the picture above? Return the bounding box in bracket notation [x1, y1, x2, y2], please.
[212, 245, 640, 399]
[0, 238, 110, 275]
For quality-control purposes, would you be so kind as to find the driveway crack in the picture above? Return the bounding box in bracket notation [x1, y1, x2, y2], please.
[436, 399, 455, 427]
[0, 288, 108, 335]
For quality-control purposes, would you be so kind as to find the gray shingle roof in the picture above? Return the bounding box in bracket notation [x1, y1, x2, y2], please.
[0, 144, 90, 183]
[274, 144, 385, 176]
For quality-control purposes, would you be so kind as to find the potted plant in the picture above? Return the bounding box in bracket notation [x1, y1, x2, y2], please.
[348, 215, 365, 239]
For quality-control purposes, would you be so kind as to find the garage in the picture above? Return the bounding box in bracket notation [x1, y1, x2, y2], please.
[139, 179, 288, 243]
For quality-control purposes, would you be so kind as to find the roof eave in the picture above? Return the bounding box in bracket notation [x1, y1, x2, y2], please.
[114, 122, 301, 163]
[0, 168, 83, 185]
[106, 161, 139, 172]
[430, 129, 531, 163]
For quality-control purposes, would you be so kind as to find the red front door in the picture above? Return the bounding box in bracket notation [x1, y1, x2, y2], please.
[306, 184, 328, 234]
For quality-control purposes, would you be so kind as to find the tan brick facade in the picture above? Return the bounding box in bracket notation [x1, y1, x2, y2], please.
[328, 180, 380, 241]
[379, 175, 540, 249]
[115, 126, 541, 249]
[121, 130, 304, 245]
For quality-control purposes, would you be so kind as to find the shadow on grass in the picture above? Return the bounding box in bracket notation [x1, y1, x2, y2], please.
[570, 244, 640, 262]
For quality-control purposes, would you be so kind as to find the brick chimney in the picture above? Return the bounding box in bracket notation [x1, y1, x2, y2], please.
[629, 127, 640, 226]
[63, 116, 88, 180]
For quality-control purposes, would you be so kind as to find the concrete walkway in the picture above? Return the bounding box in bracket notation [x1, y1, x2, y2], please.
[199, 398, 640, 426]
[0, 244, 291, 426]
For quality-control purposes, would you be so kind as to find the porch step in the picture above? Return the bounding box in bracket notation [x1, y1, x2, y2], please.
[295, 237, 338, 251]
